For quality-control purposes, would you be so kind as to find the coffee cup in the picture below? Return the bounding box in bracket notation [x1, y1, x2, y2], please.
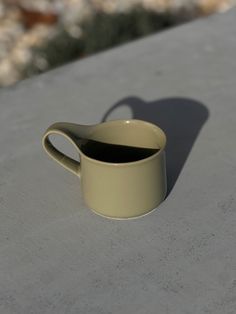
[42, 119, 167, 219]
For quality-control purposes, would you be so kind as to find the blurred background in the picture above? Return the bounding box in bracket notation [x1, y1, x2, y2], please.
[0, 0, 235, 87]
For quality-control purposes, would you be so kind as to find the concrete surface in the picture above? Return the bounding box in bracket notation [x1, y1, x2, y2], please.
[1, 9, 236, 314]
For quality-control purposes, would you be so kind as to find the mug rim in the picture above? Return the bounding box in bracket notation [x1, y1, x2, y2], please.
[79, 119, 166, 167]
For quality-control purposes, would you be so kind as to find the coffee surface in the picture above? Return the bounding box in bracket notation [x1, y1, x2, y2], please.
[80, 139, 159, 163]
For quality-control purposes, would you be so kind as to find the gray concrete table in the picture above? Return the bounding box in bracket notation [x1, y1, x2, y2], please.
[1, 9, 236, 314]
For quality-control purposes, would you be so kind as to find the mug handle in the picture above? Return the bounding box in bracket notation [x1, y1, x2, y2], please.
[42, 122, 82, 176]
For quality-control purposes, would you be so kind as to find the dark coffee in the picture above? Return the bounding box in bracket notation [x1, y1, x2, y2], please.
[80, 139, 159, 163]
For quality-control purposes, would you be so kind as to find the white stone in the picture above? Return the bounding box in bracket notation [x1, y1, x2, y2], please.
[11, 46, 32, 67]
[34, 55, 48, 70]
[0, 59, 20, 85]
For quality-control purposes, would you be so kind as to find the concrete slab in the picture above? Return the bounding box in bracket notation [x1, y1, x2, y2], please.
[0, 9, 236, 314]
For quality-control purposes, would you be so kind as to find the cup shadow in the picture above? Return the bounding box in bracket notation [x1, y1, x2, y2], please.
[102, 96, 209, 195]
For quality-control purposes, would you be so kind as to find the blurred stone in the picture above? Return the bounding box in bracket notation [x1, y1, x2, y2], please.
[62, 0, 94, 26]
[18, 26, 51, 47]
[25, 24, 56, 45]
[19, 0, 55, 12]
[198, 0, 236, 15]
[11, 46, 32, 67]
[143, 0, 172, 12]
[91, 0, 141, 13]
[66, 24, 82, 38]
[0, 44, 8, 60]
[0, 59, 20, 86]
[0, 2, 6, 18]
[34, 55, 48, 70]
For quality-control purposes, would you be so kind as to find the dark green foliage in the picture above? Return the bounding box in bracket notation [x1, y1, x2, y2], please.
[24, 30, 84, 76]
[37, 30, 85, 68]
[25, 6, 199, 77]
[82, 7, 197, 54]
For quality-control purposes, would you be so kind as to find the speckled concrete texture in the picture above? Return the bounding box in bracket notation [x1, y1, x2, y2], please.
[0, 9, 236, 314]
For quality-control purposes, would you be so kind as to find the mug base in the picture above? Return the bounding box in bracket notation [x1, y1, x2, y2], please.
[88, 204, 160, 220]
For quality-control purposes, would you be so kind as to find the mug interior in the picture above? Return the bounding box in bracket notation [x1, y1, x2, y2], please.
[89, 120, 166, 150]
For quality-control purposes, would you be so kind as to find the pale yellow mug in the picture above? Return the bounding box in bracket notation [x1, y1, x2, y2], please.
[42, 119, 167, 219]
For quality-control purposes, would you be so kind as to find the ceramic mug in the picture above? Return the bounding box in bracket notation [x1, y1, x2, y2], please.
[42, 119, 167, 219]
